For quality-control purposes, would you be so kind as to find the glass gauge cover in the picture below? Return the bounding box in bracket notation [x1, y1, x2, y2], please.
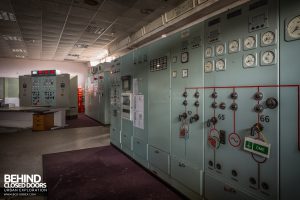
[229, 40, 239, 53]
[216, 59, 225, 71]
[205, 47, 213, 58]
[287, 16, 300, 39]
[215, 44, 225, 55]
[262, 51, 275, 65]
[204, 61, 214, 72]
[262, 31, 275, 45]
[244, 36, 256, 49]
[244, 54, 256, 67]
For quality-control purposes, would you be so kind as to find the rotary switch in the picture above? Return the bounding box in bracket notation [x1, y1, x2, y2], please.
[194, 91, 200, 98]
[254, 104, 264, 113]
[219, 102, 226, 110]
[230, 91, 238, 99]
[194, 100, 200, 107]
[230, 103, 238, 111]
[183, 100, 188, 106]
[266, 97, 278, 109]
[179, 113, 188, 121]
[211, 102, 218, 109]
[210, 117, 218, 125]
[211, 91, 218, 98]
[254, 92, 263, 101]
[183, 91, 188, 97]
[190, 114, 199, 123]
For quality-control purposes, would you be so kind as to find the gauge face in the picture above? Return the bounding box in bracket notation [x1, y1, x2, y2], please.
[262, 51, 275, 65]
[215, 44, 225, 55]
[287, 16, 300, 39]
[262, 31, 275, 45]
[229, 40, 239, 53]
[205, 47, 213, 58]
[215, 59, 225, 71]
[244, 36, 256, 49]
[204, 61, 214, 72]
[244, 54, 256, 68]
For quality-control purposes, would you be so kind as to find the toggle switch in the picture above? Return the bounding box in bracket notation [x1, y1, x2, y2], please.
[230, 91, 238, 99]
[254, 104, 264, 113]
[211, 102, 218, 109]
[219, 102, 226, 110]
[194, 100, 200, 107]
[190, 114, 199, 123]
[211, 91, 218, 98]
[254, 92, 263, 101]
[210, 117, 218, 125]
[230, 103, 238, 111]
[183, 100, 188, 106]
[183, 91, 188, 97]
[179, 113, 187, 121]
[194, 91, 200, 98]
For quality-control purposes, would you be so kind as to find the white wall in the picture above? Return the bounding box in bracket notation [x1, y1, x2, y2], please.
[0, 58, 89, 88]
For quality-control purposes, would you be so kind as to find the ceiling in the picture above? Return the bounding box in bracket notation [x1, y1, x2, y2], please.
[0, 0, 184, 62]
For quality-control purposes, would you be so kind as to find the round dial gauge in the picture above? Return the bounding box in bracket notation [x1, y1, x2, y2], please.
[287, 16, 300, 39]
[229, 40, 239, 53]
[205, 47, 212, 57]
[244, 54, 256, 67]
[216, 59, 225, 71]
[262, 31, 275, 45]
[244, 36, 256, 49]
[262, 51, 275, 65]
[215, 44, 225, 55]
[204, 61, 213, 72]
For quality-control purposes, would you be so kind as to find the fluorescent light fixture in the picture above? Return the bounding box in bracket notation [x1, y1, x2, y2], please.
[161, 34, 167, 38]
[74, 43, 89, 48]
[0, 11, 16, 21]
[3, 35, 22, 41]
[90, 60, 100, 67]
[15, 55, 25, 58]
[56, 70, 61, 75]
[12, 49, 26, 52]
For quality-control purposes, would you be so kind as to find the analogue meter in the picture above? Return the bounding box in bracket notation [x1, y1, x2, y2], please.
[215, 44, 225, 55]
[261, 51, 275, 65]
[204, 61, 214, 72]
[244, 54, 256, 68]
[287, 16, 300, 39]
[205, 47, 213, 58]
[229, 40, 239, 53]
[215, 59, 225, 71]
[261, 31, 275, 45]
[244, 36, 256, 50]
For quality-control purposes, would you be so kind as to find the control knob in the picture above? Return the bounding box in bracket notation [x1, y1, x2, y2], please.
[254, 92, 263, 101]
[211, 91, 218, 98]
[266, 97, 278, 109]
[183, 91, 188, 97]
[219, 102, 226, 110]
[194, 100, 200, 107]
[194, 91, 200, 98]
[230, 103, 238, 111]
[254, 104, 264, 113]
[230, 91, 238, 99]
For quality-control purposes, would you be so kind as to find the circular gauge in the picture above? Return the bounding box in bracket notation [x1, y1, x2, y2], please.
[287, 16, 300, 39]
[244, 36, 256, 49]
[229, 40, 239, 53]
[262, 51, 275, 65]
[244, 54, 256, 67]
[215, 44, 225, 55]
[205, 47, 212, 57]
[262, 31, 275, 45]
[204, 61, 214, 72]
[216, 59, 225, 71]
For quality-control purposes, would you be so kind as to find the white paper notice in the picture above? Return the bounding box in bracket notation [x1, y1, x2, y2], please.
[133, 95, 144, 129]
[133, 78, 138, 95]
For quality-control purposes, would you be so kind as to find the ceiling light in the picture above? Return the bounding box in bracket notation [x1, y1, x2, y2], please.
[85, 25, 104, 35]
[67, 53, 80, 58]
[140, 8, 155, 15]
[84, 0, 99, 6]
[16, 55, 25, 58]
[161, 34, 167, 38]
[0, 11, 16, 21]
[12, 49, 26, 53]
[3, 35, 22, 41]
[74, 43, 89, 48]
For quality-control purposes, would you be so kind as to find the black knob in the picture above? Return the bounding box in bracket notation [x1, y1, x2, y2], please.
[208, 160, 213, 167]
[230, 92, 238, 99]
[266, 97, 278, 109]
[219, 102, 226, 110]
[183, 100, 188, 106]
[211, 102, 218, 109]
[194, 91, 200, 98]
[230, 103, 238, 111]
[183, 91, 188, 97]
[179, 113, 187, 121]
[254, 92, 263, 101]
[249, 177, 256, 185]
[261, 182, 269, 190]
[231, 170, 238, 177]
[210, 117, 218, 125]
[190, 114, 199, 123]
[194, 101, 200, 107]
[211, 91, 218, 98]
[216, 163, 222, 170]
[254, 104, 264, 113]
